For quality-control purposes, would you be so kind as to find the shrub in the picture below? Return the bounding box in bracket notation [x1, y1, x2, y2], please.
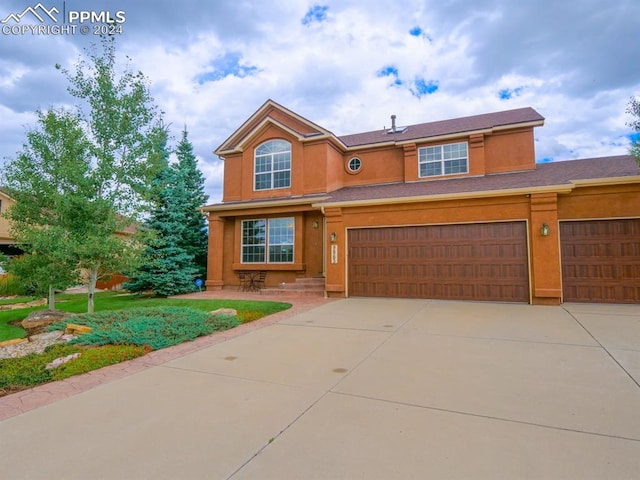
[0, 343, 150, 390]
[237, 310, 262, 324]
[50, 344, 150, 380]
[0, 273, 28, 296]
[0, 344, 81, 388]
[54, 306, 239, 350]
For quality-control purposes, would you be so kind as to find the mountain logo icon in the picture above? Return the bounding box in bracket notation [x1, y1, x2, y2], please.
[1, 3, 59, 24]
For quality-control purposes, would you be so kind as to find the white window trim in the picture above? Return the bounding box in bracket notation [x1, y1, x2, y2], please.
[241, 219, 266, 264]
[241, 217, 295, 264]
[418, 141, 469, 178]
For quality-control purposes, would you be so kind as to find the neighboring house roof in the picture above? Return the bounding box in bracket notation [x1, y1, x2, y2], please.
[338, 107, 545, 147]
[317, 155, 640, 207]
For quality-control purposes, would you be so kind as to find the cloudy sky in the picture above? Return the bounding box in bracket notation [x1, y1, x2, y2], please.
[0, 0, 638, 203]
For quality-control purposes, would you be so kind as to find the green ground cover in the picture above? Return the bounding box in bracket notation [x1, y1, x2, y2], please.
[0, 293, 291, 396]
[0, 291, 291, 342]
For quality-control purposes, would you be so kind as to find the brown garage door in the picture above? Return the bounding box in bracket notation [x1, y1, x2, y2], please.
[560, 219, 640, 303]
[348, 222, 529, 302]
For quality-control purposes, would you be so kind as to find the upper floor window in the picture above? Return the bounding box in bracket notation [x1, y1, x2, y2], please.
[418, 142, 468, 177]
[254, 140, 291, 190]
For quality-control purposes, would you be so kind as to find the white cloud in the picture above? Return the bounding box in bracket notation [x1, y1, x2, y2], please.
[0, 0, 638, 204]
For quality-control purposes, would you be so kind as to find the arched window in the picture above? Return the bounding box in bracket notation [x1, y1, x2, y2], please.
[254, 140, 291, 190]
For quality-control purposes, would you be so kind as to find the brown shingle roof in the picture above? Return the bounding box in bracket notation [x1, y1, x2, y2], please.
[320, 156, 640, 204]
[338, 107, 545, 147]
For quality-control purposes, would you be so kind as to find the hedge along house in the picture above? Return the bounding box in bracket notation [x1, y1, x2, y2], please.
[203, 100, 640, 305]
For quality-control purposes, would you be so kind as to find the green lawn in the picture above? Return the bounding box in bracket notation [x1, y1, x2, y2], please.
[0, 291, 291, 342]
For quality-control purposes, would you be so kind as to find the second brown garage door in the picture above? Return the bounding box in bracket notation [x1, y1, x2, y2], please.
[348, 222, 529, 302]
[560, 219, 640, 303]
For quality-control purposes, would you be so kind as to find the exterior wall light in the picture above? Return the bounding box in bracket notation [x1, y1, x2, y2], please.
[330, 232, 337, 242]
[540, 223, 550, 236]
[312, 221, 319, 229]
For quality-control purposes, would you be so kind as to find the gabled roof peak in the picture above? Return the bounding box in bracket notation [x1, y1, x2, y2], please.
[215, 99, 334, 156]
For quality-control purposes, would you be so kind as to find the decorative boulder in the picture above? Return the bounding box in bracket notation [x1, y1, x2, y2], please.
[210, 308, 238, 317]
[21, 310, 72, 329]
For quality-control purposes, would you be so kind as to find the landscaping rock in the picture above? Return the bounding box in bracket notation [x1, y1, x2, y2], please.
[29, 331, 65, 342]
[64, 324, 93, 335]
[45, 353, 81, 370]
[21, 310, 72, 329]
[0, 298, 47, 311]
[0, 330, 67, 360]
[210, 308, 237, 317]
[0, 337, 29, 348]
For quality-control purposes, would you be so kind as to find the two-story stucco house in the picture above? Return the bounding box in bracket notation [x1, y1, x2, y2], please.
[202, 100, 640, 304]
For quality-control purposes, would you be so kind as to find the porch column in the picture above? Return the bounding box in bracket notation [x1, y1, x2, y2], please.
[324, 207, 345, 297]
[530, 193, 562, 305]
[206, 214, 225, 291]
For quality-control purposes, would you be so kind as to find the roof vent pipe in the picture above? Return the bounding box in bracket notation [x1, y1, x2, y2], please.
[391, 115, 397, 133]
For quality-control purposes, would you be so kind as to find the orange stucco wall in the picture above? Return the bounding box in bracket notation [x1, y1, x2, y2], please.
[207, 207, 324, 290]
[557, 184, 640, 219]
[341, 146, 405, 187]
[222, 154, 242, 202]
[220, 120, 538, 204]
[484, 128, 536, 173]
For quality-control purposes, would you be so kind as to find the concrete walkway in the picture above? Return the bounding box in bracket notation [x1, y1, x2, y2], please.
[1, 298, 639, 479]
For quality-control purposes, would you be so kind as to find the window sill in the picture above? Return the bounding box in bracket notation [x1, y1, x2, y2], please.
[232, 263, 306, 271]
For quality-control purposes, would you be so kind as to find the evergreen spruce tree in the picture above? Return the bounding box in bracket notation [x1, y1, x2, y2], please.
[174, 127, 209, 278]
[124, 131, 199, 296]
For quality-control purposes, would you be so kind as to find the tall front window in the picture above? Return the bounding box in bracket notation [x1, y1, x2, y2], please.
[241, 217, 294, 263]
[254, 140, 291, 190]
[418, 141, 468, 177]
[241, 220, 266, 263]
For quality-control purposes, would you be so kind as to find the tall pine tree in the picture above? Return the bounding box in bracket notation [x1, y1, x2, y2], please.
[124, 130, 199, 296]
[175, 127, 209, 278]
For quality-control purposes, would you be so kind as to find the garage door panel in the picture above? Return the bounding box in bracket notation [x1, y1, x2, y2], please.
[560, 219, 640, 304]
[348, 222, 529, 302]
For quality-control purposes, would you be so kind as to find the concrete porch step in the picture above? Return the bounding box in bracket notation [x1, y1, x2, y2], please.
[261, 276, 325, 297]
[259, 288, 325, 297]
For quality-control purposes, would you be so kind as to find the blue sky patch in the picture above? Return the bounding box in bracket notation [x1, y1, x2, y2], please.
[499, 86, 524, 100]
[302, 5, 329, 25]
[377, 65, 403, 86]
[196, 52, 258, 84]
[412, 78, 439, 98]
[409, 25, 433, 42]
[536, 157, 554, 163]
[377, 65, 399, 77]
[627, 132, 640, 144]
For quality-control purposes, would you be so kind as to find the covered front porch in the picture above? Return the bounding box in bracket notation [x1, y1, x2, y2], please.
[203, 196, 327, 293]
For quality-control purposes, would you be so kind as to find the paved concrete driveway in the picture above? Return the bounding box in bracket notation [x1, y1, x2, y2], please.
[1, 299, 639, 479]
